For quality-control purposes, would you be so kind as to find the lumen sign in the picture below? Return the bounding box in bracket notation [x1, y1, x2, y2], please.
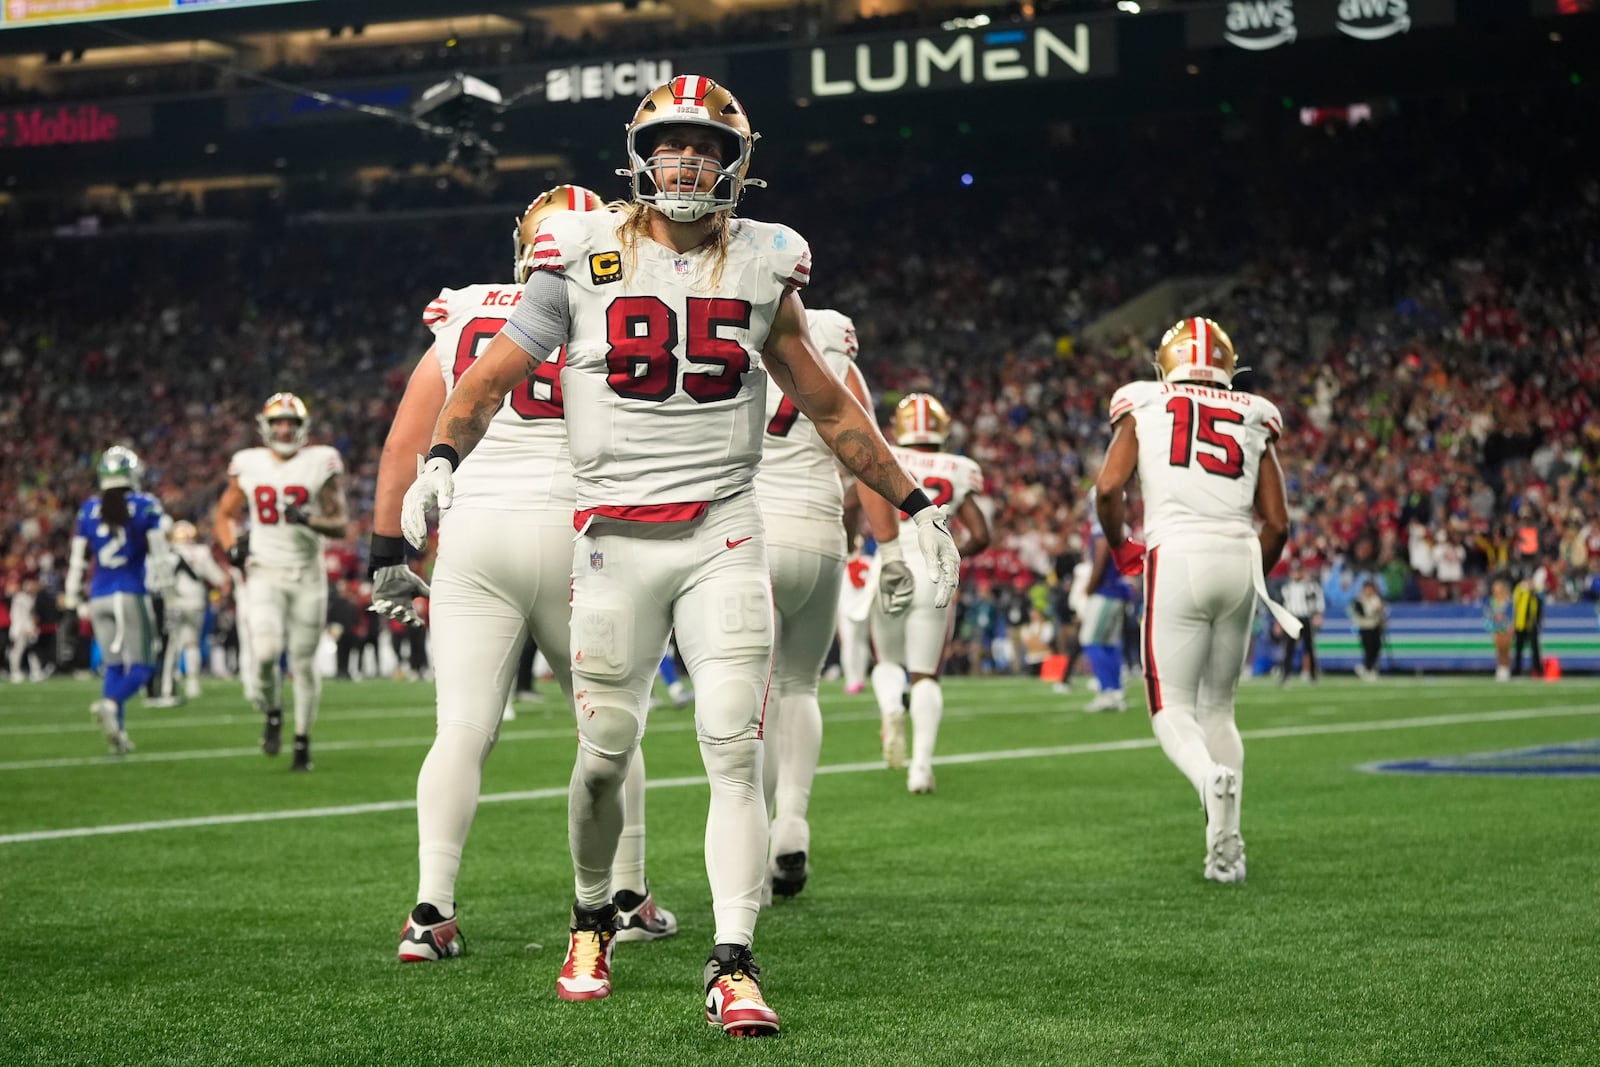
[798, 18, 1116, 99]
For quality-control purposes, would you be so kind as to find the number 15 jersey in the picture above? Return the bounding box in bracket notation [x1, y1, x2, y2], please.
[529, 210, 812, 520]
[1107, 380, 1284, 549]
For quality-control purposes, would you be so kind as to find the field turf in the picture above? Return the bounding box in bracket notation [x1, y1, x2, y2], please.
[2, 673, 1597, 1066]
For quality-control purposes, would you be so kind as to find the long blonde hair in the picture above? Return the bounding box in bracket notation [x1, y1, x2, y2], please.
[613, 201, 732, 292]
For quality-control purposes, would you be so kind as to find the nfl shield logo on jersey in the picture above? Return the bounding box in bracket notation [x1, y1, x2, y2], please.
[673, 257, 691, 276]
[590, 550, 604, 571]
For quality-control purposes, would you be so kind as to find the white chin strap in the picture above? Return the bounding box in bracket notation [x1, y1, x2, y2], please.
[651, 196, 722, 223]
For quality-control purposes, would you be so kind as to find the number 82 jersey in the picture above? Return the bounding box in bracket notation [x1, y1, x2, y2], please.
[1108, 380, 1283, 549]
[227, 445, 343, 572]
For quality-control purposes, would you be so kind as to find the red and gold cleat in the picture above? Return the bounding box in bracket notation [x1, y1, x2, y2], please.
[557, 903, 617, 1001]
[704, 944, 780, 1037]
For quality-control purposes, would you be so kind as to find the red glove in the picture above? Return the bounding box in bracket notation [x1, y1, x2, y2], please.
[1111, 539, 1147, 577]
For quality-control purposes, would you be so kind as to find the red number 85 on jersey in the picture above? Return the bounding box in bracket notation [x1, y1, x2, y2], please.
[605, 295, 753, 404]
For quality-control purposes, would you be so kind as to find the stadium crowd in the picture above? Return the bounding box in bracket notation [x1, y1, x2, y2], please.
[3, 91, 1599, 678]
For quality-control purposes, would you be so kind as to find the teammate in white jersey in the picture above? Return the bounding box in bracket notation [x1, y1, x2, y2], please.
[157, 521, 230, 701]
[369, 185, 678, 962]
[835, 541, 876, 694]
[752, 307, 883, 899]
[215, 393, 349, 771]
[869, 393, 991, 794]
[402, 75, 960, 1036]
[1093, 318, 1297, 884]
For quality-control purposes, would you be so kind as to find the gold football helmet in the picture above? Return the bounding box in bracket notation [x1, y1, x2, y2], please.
[513, 184, 605, 283]
[1156, 317, 1239, 388]
[171, 520, 198, 545]
[892, 393, 950, 448]
[257, 392, 309, 457]
[620, 75, 765, 222]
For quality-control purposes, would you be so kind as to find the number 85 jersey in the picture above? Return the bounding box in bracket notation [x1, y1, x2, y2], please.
[531, 209, 811, 517]
[1108, 380, 1284, 549]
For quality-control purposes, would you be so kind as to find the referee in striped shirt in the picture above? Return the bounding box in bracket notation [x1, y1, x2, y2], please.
[1278, 560, 1325, 684]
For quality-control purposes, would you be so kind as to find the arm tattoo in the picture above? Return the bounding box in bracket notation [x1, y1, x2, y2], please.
[441, 390, 508, 459]
[831, 429, 910, 503]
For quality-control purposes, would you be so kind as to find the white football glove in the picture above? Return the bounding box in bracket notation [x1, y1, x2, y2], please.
[401, 455, 454, 549]
[876, 539, 915, 617]
[369, 564, 431, 628]
[60, 590, 80, 612]
[913, 505, 960, 609]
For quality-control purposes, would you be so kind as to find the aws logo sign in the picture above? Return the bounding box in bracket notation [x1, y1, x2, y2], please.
[1364, 739, 1600, 777]
[1221, 1, 1417, 51]
[1336, 0, 1413, 41]
[1223, 1, 1298, 50]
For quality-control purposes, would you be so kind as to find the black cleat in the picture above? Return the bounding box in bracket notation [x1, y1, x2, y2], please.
[771, 851, 809, 899]
[262, 710, 283, 756]
[291, 734, 313, 772]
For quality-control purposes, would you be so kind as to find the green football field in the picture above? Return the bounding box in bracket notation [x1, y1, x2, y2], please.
[2, 673, 1597, 1066]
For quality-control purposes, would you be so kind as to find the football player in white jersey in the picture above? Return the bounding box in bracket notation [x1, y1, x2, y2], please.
[835, 539, 876, 694]
[869, 394, 991, 794]
[752, 307, 887, 899]
[157, 520, 230, 702]
[1092, 318, 1298, 884]
[401, 75, 960, 1036]
[369, 184, 678, 962]
[215, 393, 349, 771]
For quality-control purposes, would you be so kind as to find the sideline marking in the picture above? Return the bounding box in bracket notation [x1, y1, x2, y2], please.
[1361, 737, 1600, 777]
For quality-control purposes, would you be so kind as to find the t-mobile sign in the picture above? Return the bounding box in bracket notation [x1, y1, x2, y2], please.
[0, 103, 152, 148]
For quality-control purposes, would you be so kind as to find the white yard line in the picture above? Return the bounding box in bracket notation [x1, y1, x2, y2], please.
[3, 704, 1596, 846]
[1, 685, 1551, 771]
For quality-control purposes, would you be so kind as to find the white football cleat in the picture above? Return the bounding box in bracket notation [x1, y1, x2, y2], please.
[1204, 766, 1245, 884]
[907, 763, 936, 794]
[612, 884, 678, 942]
[90, 699, 123, 751]
[398, 903, 464, 962]
[1084, 690, 1126, 713]
[881, 712, 907, 769]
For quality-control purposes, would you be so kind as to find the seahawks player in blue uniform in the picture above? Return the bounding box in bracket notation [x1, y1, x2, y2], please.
[63, 446, 173, 753]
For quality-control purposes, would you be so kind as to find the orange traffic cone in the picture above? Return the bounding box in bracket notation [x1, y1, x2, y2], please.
[1543, 657, 1561, 682]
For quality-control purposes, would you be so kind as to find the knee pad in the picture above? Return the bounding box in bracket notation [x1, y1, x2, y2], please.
[576, 702, 641, 760]
[571, 589, 634, 682]
[694, 677, 765, 744]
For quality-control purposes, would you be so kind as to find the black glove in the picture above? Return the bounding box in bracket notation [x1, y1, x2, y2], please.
[283, 503, 312, 526]
[226, 535, 249, 568]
